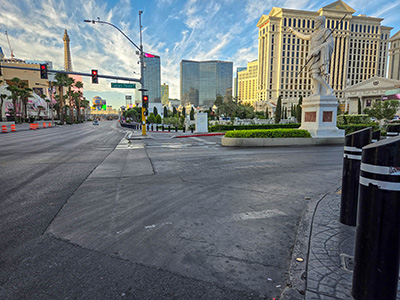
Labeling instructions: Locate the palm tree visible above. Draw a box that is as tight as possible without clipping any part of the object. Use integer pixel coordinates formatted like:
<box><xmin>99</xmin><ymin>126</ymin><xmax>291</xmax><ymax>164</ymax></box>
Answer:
<box><xmin>53</xmin><ymin>73</ymin><xmax>70</xmax><ymax>124</ymax></box>
<box><xmin>65</xmin><ymin>77</ymin><xmax>75</xmax><ymax>123</ymax></box>
<box><xmin>0</xmin><ymin>80</ymin><xmax>8</xmax><ymax>121</ymax></box>
<box><xmin>80</xmin><ymin>98</ymin><xmax>90</xmax><ymax>121</ymax></box>
<box><xmin>6</xmin><ymin>78</ymin><xmax>23</xmax><ymax>123</ymax></box>
<box><xmin>74</xmin><ymin>81</ymin><xmax>83</xmax><ymax>122</ymax></box>
<box><xmin>19</xmin><ymin>83</ymin><xmax>33</xmax><ymax>121</ymax></box>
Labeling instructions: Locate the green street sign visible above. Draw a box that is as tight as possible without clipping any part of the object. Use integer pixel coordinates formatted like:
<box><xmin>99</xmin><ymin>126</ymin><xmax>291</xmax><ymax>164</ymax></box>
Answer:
<box><xmin>111</xmin><ymin>83</ymin><xmax>136</xmax><ymax>89</ymax></box>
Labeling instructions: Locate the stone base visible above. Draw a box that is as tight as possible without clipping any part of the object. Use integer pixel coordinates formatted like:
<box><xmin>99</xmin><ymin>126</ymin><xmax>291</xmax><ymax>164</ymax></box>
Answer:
<box><xmin>300</xmin><ymin>94</ymin><xmax>344</xmax><ymax>138</ymax></box>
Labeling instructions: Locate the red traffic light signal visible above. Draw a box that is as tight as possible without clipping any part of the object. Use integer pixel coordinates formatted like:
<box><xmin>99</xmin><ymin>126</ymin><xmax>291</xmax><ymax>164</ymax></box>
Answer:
<box><xmin>40</xmin><ymin>64</ymin><xmax>48</xmax><ymax>79</ymax></box>
<box><xmin>91</xmin><ymin>69</ymin><xmax>98</xmax><ymax>84</ymax></box>
<box><xmin>142</xmin><ymin>95</ymin><xmax>149</xmax><ymax>108</ymax></box>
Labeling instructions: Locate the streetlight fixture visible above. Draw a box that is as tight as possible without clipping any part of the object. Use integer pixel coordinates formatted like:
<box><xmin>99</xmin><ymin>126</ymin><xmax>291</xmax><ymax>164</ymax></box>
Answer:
<box><xmin>84</xmin><ymin>12</ymin><xmax>147</xmax><ymax>135</ymax></box>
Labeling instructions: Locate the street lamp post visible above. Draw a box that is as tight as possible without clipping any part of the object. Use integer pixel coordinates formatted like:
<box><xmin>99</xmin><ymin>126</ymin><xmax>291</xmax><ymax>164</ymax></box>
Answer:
<box><xmin>84</xmin><ymin>13</ymin><xmax>147</xmax><ymax>135</ymax></box>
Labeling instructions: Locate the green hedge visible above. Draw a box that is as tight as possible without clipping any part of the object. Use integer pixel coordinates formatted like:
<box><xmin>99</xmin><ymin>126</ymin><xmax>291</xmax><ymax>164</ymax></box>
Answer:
<box><xmin>225</xmin><ymin>129</ymin><xmax>311</xmax><ymax>138</ymax></box>
<box><xmin>209</xmin><ymin>123</ymin><xmax>301</xmax><ymax>132</ymax></box>
<box><xmin>337</xmin><ymin>114</ymin><xmax>371</xmax><ymax>125</ymax></box>
<box><xmin>337</xmin><ymin>123</ymin><xmax>379</xmax><ymax>134</ymax></box>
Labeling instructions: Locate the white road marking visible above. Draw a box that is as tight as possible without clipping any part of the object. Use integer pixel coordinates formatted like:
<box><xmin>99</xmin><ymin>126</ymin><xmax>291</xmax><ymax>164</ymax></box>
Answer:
<box><xmin>232</xmin><ymin>209</ymin><xmax>287</xmax><ymax>221</ymax></box>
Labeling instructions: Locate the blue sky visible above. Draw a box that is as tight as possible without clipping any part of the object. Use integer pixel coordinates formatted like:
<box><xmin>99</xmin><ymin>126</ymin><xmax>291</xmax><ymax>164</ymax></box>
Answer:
<box><xmin>0</xmin><ymin>0</ymin><xmax>399</xmax><ymax>108</ymax></box>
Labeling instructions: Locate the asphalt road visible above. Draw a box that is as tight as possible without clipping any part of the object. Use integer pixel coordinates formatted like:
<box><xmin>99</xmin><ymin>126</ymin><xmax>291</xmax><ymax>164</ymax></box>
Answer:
<box><xmin>0</xmin><ymin>121</ymin><xmax>344</xmax><ymax>299</ymax></box>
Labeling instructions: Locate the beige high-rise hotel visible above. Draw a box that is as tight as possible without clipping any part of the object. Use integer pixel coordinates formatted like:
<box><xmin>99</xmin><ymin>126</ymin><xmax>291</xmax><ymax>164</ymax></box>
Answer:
<box><xmin>237</xmin><ymin>60</ymin><xmax>258</xmax><ymax>105</ymax></box>
<box><xmin>255</xmin><ymin>0</ymin><xmax>393</xmax><ymax>110</ymax></box>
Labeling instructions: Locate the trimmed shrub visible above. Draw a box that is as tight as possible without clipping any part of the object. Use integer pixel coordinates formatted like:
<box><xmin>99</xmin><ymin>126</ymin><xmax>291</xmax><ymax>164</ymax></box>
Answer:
<box><xmin>225</xmin><ymin>129</ymin><xmax>311</xmax><ymax>138</ymax></box>
<box><xmin>209</xmin><ymin>123</ymin><xmax>301</xmax><ymax>132</ymax></box>
<box><xmin>337</xmin><ymin>123</ymin><xmax>379</xmax><ymax>134</ymax></box>
<box><xmin>337</xmin><ymin>114</ymin><xmax>371</xmax><ymax>125</ymax></box>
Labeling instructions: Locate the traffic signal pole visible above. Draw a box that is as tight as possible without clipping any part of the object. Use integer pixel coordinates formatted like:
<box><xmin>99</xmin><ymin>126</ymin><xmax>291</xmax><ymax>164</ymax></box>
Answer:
<box><xmin>139</xmin><ymin>11</ymin><xmax>146</xmax><ymax>136</ymax></box>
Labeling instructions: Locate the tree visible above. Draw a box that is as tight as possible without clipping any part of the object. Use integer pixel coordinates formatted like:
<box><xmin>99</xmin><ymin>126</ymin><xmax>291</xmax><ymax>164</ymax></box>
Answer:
<box><xmin>153</xmin><ymin>106</ymin><xmax>158</xmax><ymax>117</ymax></box>
<box><xmin>275</xmin><ymin>96</ymin><xmax>282</xmax><ymax>124</ymax></box>
<box><xmin>65</xmin><ymin>77</ymin><xmax>75</xmax><ymax>123</ymax></box>
<box><xmin>265</xmin><ymin>106</ymin><xmax>269</xmax><ymax>119</ymax></box>
<box><xmin>74</xmin><ymin>81</ymin><xmax>83</xmax><ymax>122</ymax></box>
<box><xmin>364</xmin><ymin>100</ymin><xmax>400</xmax><ymax>125</ymax></box>
<box><xmin>155</xmin><ymin>114</ymin><xmax>162</xmax><ymax>124</ymax></box>
<box><xmin>0</xmin><ymin>80</ymin><xmax>8</xmax><ymax>121</ymax></box>
<box><xmin>284</xmin><ymin>107</ymin><xmax>288</xmax><ymax>119</ymax></box>
<box><xmin>19</xmin><ymin>83</ymin><xmax>32</xmax><ymax>121</ymax></box>
<box><xmin>53</xmin><ymin>73</ymin><xmax>70</xmax><ymax>124</ymax></box>
<box><xmin>6</xmin><ymin>77</ymin><xmax>24</xmax><ymax>123</ymax></box>
<box><xmin>172</xmin><ymin>107</ymin><xmax>177</xmax><ymax>117</ymax></box>
<box><xmin>163</xmin><ymin>106</ymin><xmax>168</xmax><ymax>118</ymax></box>
<box><xmin>190</xmin><ymin>107</ymin><xmax>195</xmax><ymax>120</ymax></box>
<box><xmin>148</xmin><ymin>112</ymin><xmax>156</xmax><ymax>124</ymax></box>
<box><xmin>182</xmin><ymin>107</ymin><xmax>186</xmax><ymax>117</ymax></box>
<box><xmin>214</xmin><ymin>95</ymin><xmax>223</xmax><ymax>107</ymax></box>
<box><xmin>297</xmin><ymin>96</ymin><xmax>303</xmax><ymax>123</ymax></box>
<box><xmin>358</xmin><ymin>98</ymin><xmax>362</xmax><ymax>114</ymax></box>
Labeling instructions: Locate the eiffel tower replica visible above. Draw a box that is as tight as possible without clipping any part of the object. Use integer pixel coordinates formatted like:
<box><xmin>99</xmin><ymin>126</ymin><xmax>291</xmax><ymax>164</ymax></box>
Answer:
<box><xmin>63</xmin><ymin>29</ymin><xmax>72</xmax><ymax>72</ymax></box>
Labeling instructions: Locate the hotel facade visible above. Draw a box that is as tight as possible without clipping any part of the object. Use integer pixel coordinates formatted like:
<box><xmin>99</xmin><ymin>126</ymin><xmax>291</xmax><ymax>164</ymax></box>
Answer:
<box><xmin>237</xmin><ymin>60</ymin><xmax>258</xmax><ymax>106</ymax></box>
<box><xmin>255</xmin><ymin>0</ymin><xmax>393</xmax><ymax>111</ymax></box>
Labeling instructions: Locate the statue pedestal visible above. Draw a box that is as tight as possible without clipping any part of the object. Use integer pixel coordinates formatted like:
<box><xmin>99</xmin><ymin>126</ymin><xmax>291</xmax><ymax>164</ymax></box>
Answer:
<box><xmin>300</xmin><ymin>95</ymin><xmax>345</xmax><ymax>140</ymax></box>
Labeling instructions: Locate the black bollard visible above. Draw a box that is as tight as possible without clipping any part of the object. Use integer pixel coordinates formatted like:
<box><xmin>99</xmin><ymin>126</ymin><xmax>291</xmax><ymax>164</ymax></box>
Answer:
<box><xmin>151</xmin><ymin>124</ymin><xmax>154</xmax><ymax>131</ymax></box>
<box><xmin>372</xmin><ymin>130</ymin><xmax>381</xmax><ymax>143</ymax></box>
<box><xmin>175</xmin><ymin>125</ymin><xmax>178</xmax><ymax>132</ymax></box>
<box><xmin>147</xmin><ymin>124</ymin><xmax>149</xmax><ymax>131</ymax></box>
<box><xmin>352</xmin><ymin>136</ymin><xmax>400</xmax><ymax>300</ymax></box>
<box><xmin>183</xmin><ymin>126</ymin><xmax>186</xmax><ymax>133</ymax></box>
<box><xmin>168</xmin><ymin>125</ymin><xmax>171</xmax><ymax>132</ymax></box>
<box><xmin>340</xmin><ymin>127</ymin><xmax>372</xmax><ymax>226</ymax></box>
<box><xmin>162</xmin><ymin>125</ymin><xmax>164</xmax><ymax>131</ymax></box>
<box><xmin>190</xmin><ymin>126</ymin><xmax>194</xmax><ymax>133</ymax></box>
<box><xmin>156</xmin><ymin>125</ymin><xmax>158</xmax><ymax>131</ymax></box>
<box><xmin>387</xmin><ymin>124</ymin><xmax>400</xmax><ymax>138</ymax></box>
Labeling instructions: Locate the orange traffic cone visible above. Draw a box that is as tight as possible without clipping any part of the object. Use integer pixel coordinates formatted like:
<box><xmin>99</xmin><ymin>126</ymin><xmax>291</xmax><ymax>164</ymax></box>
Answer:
<box><xmin>35</xmin><ymin>123</ymin><xmax>38</xmax><ymax>130</ymax></box>
<box><xmin>11</xmin><ymin>124</ymin><xmax>16</xmax><ymax>132</ymax></box>
<box><xmin>2</xmin><ymin>125</ymin><xmax>7</xmax><ymax>133</ymax></box>
<box><xmin>43</xmin><ymin>123</ymin><xmax>46</xmax><ymax>128</ymax></box>
<box><xmin>48</xmin><ymin>122</ymin><xmax>51</xmax><ymax>127</ymax></box>
<box><xmin>30</xmin><ymin>123</ymin><xmax>34</xmax><ymax>130</ymax></box>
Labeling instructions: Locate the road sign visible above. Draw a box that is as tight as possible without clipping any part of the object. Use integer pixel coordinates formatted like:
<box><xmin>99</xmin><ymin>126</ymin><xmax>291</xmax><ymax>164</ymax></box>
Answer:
<box><xmin>111</xmin><ymin>83</ymin><xmax>136</xmax><ymax>88</ymax></box>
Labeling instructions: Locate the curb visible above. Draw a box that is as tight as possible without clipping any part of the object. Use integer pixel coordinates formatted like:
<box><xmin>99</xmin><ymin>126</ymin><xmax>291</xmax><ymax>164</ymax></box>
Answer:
<box><xmin>280</xmin><ymin>182</ymin><xmax>342</xmax><ymax>299</ymax></box>
<box><xmin>174</xmin><ymin>133</ymin><xmax>225</xmax><ymax>138</ymax></box>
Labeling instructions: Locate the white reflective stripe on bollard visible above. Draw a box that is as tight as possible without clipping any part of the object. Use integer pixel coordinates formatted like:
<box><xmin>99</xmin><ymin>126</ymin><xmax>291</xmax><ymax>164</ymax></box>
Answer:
<box><xmin>343</xmin><ymin>153</ymin><xmax>362</xmax><ymax>160</ymax></box>
<box><xmin>344</xmin><ymin>146</ymin><xmax>362</xmax><ymax>152</ymax></box>
<box><xmin>359</xmin><ymin>176</ymin><xmax>400</xmax><ymax>191</ymax></box>
<box><xmin>361</xmin><ymin>163</ymin><xmax>400</xmax><ymax>176</ymax></box>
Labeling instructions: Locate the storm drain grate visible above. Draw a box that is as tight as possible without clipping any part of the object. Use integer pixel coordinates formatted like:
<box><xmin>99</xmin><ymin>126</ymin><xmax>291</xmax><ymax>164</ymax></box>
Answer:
<box><xmin>340</xmin><ymin>254</ymin><xmax>354</xmax><ymax>272</ymax></box>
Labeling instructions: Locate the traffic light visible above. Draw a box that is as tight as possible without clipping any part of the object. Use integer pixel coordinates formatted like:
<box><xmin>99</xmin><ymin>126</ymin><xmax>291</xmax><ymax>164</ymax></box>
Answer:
<box><xmin>40</xmin><ymin>64</ymin><xmax>48</xmax><ymax>79</ymax></box>
<box><xmin>91</xmin><ymin>69</ymin><xmax>98</xmax><ymax>84</ymax></box>
<box><xmin>142</xmin><ymin>95</ymin><xmax>149</xmax><ymax>108</ymax></box>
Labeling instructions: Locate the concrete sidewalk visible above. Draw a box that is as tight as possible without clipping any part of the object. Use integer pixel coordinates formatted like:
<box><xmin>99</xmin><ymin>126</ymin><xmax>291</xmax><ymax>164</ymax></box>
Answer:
<box><xmin>283</xmin><ymin>184</ymin><xmax>400</xmax><ymax>299</ymax></box>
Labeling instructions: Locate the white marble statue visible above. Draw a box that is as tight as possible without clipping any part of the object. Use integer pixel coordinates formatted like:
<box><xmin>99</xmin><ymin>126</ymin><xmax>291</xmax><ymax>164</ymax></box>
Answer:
<box><xmin>289</xmin><ymin>15</ymin><xmax>334</xmax><ymax>96</ymax></box>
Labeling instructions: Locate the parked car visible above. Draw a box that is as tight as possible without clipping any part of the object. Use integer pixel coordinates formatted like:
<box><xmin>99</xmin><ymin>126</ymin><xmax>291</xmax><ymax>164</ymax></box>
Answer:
<box><xmin>93</xmin><ymin>120</ymin><xmax>99</xmax><ymax>125</ymax></box>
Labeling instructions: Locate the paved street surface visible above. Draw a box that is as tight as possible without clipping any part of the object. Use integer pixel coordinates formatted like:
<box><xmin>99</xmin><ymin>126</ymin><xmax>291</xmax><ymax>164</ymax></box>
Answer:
<box><xmin>1</xmin><ymin>121</ymin><xmax>345</xmax><ymax>299</ymax></box>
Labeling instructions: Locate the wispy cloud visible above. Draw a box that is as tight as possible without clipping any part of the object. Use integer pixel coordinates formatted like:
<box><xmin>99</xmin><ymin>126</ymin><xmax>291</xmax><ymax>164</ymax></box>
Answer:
<box><xmin>0</xmin><ymin>0</ymin><xmax>398</xmax><ymax>104</ymax></box>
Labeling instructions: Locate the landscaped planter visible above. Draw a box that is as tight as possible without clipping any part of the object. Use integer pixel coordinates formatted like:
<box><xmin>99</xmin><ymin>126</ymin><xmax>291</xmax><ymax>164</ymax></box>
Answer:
<box><xmin>221</xmin><ymin>136</ymin><xmax>344</xmax><ymax>147</ymax></box>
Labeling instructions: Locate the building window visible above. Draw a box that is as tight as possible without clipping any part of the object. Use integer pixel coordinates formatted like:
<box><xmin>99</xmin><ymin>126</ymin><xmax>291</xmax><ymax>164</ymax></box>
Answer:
<box><xmin>284</xmin><ymin>18</ymin><xmax>287</xmax><ymax>27</ymax></box>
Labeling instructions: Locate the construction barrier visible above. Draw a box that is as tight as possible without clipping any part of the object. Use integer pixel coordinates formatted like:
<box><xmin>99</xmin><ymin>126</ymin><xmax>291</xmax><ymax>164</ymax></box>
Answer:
<box><xmin>2</xmin><ymin>125</ymin><xmax>7</xmax><ymax>133</ymax></box>
<box><xmin>35</xmin><ymin>123</ymin><xmax>39</xmax><ymax>130</ymax></box>
<box><xmin>48</xmin><ymin>122</ymin><xmax>51</xmax><ymax>127</ymax></box>
<box><xmin>43</xmin><ymin>123</ymin><xmax>46</xmax><ymax>128</ymax></box>
<box><xmin>30</xmin><ymin>123</ymin><xmax>35</xmax><ymax>130</ymax></box>
<box><xmin>11</xmin><ymin>124</ymin><xmax>16</xmax><ymax>132</ymax></box>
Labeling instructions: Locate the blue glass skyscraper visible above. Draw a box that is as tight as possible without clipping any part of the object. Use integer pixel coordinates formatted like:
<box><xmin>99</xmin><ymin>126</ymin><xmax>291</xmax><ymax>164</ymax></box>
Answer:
<box><xmin>180</xmin><ymin>60</ymin><xmax>233</xmax><ymax>108</ymax></box>
<box><xmin>144</xmin><ymin>55</ymin><xmax>161</xmax><ymax>103</ymax></box>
